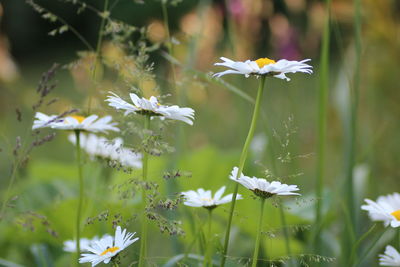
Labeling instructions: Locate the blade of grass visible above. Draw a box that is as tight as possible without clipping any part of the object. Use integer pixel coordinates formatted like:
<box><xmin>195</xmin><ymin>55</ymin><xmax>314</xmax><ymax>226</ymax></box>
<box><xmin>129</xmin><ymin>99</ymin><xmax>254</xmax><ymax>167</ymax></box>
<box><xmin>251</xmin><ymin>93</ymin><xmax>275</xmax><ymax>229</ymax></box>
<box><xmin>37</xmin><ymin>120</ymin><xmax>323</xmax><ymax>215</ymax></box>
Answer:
<box><xmin>344</xmin><ymin>0</ymin><xmax>362</xmax><ymax>258</ymax></box>
<box><xmin>348</xmin><ymin>224</ymin><xmax>377</xmax><ymax>266</ymax></box>
<box><xmin>314</xmin><ymin>0</ymin><xmax>331</xmax><ymax>254</ymax></box>
<box><xmin>353</xmin><ymin>228</ymin><xmax>387</xmax><ymax>267</ymax></box>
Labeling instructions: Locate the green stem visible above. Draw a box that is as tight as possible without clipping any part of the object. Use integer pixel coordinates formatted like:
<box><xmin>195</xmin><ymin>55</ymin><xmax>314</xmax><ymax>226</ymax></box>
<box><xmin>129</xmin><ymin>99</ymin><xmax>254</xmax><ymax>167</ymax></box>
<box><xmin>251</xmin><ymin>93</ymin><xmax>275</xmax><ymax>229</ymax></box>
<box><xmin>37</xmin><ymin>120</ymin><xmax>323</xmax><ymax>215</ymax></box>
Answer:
<box><xmin>314</xmin><ymin>0</ymin><xmax>330</xmax><ymax>253</ymax></box>
<box><xmin>398</xmin><ymin>228</ymin><xmax>400</xmax><ymax>249</ymax></box>
<box><xmin>252</xmin><ymin>198</ymin><xmax>266</xmax><ymax>267</ymax></box>
<box><xmin>0</xmin><ymin>162</ymin><xmax>19</xmax><ymax>220</ymax></box>
<box><xmin>353</xmin><ymin>228</ymin><xmax>386</xmax><ymax>267</ymax></box>
<box><xmin>203</xmin><ymin>209</ymin><xmax>213</xmax><ymax>267</ymax></box>
<box><xmin>220</xmin><ymin>76</ymin><xmax>266</xmax><ymax>267</ymax></box>
<box><xmin>345</xmin><ymin>0</ymin><xmax>361</xmax><ymax>257</ymax></box>
<box><xmin>75</xmin><ymin>130</ymin><xmax>84</xmax><ymax>265</ymax></box>
<box><xmin>138</xmin><ymin>115</ymin><xmax>151</xmax><ymax>267</ymax></box>
<box><xmin>26</xmin><ymin>1</ymin><xmax>93</xmax><ymax>51</ymax></box>
<box><xmin>279</xmin><ymin>201</ymin><xmax>292</xmax><ymax>265</ymax></box>
<box><xmin>262</xmin><ymin>109</ymin><xmax>292</xmax><ymax>263</ymax></box>
<box><xmin>348</xmin><ymin>224</ymin><xmax>376</xmax><ymax>266</ymax></box>
<box><xmin>88</xmin><ymin>0</ymin><xmax>109</xmax><ymax>114</ymax></box>
<box><xmin>161</xmin><ymin>1</ymin><xmax>173</xmax><ymax>56</ymax></box>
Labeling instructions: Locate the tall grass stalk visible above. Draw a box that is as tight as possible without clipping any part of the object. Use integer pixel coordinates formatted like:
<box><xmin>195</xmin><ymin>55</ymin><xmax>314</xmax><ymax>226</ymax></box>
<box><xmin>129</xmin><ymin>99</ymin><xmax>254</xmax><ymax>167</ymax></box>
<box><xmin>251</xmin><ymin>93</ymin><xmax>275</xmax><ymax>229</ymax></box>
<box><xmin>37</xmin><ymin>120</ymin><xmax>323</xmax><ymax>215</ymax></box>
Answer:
<box><xmin>348</xmin><ymin>224</ymin><xmax>376</xmax><ymax>265</ymax></box>
<box><xmin>74</xmin><ymin>130</ymin><xmax>84</xmax><ymax>265</ymax></box>
<box><xmin>344</xmin><ymin>0</ymin><xmax>362</xmax><ymax>257</ymax></box>
<box><xmin>220</xmin><ymin>76</ymin><xmax>266</xmax><ymax>267</ymax></box>
<box><xmin>352</xmin><ymin>228</ymin><xmax>387</xmax><ymax>267</ymax></box>
<box><xmin>160</xmin><ymin>0</ymin><xmax>187</xmax><ymax>254</ymax></box>
<box><xmin>260</xmin><ymin>109</ymin><xmax>293</xmax><ymax>263</ymax></box>
<box><xmin>160</xmin><ymin>0</ymin><xmax>178</xmax><ymax>95</ymax></box>
<box><xmin>138</xmin><ymin>115</ymin><xmax>151</xmax><ymax>267</ymax></box>
<box><xmin>251</xmin><ymin>198</ymin><xmax>266</xmax><ymax>267</ymax></box>
<box><xmin>202</xmin><ymin>209</ymin><xmax>213</xmax><ymax>267</ymax></box>
<box><xmin>262</xmin><ymin>120</ymin><xmax>293</xmax><ymax>264</ymax></box>
<box><xmin>88</xmin><ymin>0</ymin><xmax>109</xmax><ymax>114</ymax></box>
<box><xmin>314</xmin><ymin>0</ymin><xmax>331</xmax><ymax>252</ymax></box>
<box><xmin>0</xmin><ymin>150</ymin><xmax>22</xmax><ymax>220</ymax></box>
<box><xmin>223</xmin><ymin>0</ymin><xmax>237</xmax><ymax>54</ymax></box>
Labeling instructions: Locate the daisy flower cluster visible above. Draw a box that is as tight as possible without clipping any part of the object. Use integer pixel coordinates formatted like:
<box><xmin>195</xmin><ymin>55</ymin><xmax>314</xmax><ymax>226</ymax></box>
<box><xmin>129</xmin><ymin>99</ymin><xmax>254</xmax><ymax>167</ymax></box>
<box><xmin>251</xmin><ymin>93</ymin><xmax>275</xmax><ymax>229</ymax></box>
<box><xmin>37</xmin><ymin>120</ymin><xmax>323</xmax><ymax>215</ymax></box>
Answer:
<box><xmin>30</xmin><ymin>55</ymin><xmax>311</xmax><ymax>266</ymax></box>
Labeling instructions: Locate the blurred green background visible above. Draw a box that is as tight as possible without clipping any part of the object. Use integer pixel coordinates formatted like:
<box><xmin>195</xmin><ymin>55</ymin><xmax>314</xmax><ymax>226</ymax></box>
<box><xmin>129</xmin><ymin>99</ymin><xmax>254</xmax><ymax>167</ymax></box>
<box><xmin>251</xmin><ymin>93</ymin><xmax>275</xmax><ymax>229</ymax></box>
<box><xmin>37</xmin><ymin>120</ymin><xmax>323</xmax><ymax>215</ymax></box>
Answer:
<box><xmin>1</xmin><ymin>0</ymin><xmax>400</xmax><ymax>266</ymax></box>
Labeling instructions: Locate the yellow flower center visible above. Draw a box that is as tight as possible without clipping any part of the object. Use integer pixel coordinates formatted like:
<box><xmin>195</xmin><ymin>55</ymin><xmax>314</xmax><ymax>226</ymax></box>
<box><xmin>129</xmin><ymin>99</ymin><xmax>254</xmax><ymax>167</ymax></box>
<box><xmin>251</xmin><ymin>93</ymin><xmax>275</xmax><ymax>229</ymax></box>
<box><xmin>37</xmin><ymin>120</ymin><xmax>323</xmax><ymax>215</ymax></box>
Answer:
<box><xmin>100</xmin><ymin>246</ymin><xmax>120</xmax><ymax>256</ymax></box>
<box><xmin>201</xmin><ymin>197</ymin><xmax>213</xmax><ymax>203</ymax></box>
<box><xmin>71</xmin><ymin>115</ymin><xmax>86</xmax><ymax>123</ymax></box>
<box><xmin>255</xmin><ymin>58</ymin><xmax>276</xmax><ymax>68</ymax></box>
<box><xmin>391</xmin><ymin>210</ymin><xmax>400</xmax><ymax>221</ymax></box>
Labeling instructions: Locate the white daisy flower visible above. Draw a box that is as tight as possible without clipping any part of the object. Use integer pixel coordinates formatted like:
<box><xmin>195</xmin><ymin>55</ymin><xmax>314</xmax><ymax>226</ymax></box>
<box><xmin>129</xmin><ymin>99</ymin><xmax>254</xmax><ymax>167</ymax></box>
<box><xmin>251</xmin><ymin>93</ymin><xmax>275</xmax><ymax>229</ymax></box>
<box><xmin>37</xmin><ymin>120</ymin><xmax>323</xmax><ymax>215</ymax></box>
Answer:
<box><xmin>379</xmin><ymin>245</ymin><xmax>400</xmax><ymax>266</ymax></box>
<box><xmin>181</xmin><ymin>186</ymin><xmax>242</xmax><ymax>210</ymax></box>
<box><xmin>229</xmin><ymin>167</ymin><xmax>300</xmax><ymax>199</ymax></box>
<box><xmin>106</xmin><ymin>92</ymin><xmax>195</xmax><ymax>125</ymax></box>
<box><xmin>68</xmin><ymin>133</ymin><xmax>142</xmax><ymax>169</ymax></box>
<box><xmin>213</xmin><ymin>57</ymin><xmax>312</xmax><ymax>81</ymax></box>
<box><xmin>361</xmin><ymin>193</ymin><xmax>400</xmax><ymax>228</ymax></box>
<box><xmin>79</xmin><ymin>226</ymin><xmax>139</xmax><ymax>267</ymax></box>
<box><xmin>32</xmin><ymin>112</ymin><xmax>120</xmax><ymax>133</ymax></box>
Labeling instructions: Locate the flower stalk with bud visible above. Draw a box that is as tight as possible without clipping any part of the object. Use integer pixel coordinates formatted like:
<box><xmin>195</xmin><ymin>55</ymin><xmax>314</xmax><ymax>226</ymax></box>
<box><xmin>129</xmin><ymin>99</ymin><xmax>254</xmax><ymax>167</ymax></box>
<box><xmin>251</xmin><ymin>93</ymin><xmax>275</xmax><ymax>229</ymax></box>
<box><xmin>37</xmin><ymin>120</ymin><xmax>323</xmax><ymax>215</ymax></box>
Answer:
<box><xmin>213</xmin><ymin>56</ymin><xmax>311</xmax><ymax>267</ymax></box>
<box><xmin>32</xmin><ymin>112</ymin><xmax>119</xmax><ymax>263</ymax></box>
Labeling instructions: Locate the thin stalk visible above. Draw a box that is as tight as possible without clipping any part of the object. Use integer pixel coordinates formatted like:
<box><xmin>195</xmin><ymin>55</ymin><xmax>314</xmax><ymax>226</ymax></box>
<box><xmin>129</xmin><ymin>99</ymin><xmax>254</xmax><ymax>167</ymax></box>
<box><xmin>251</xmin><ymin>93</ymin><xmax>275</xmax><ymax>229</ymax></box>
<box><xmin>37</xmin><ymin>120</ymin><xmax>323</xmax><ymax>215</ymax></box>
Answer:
<box><xmin>353</xmin><ymin>228</ymin><xmax>386</xmax><ymax>267</ymax></box>
<box><xmin>138</xmin><ymin>115</ymin><xmax>151</xmax><ymax>267</ymax></box>
<box><xmin>314</xmin><ymin>0</ymin><xmax>331</xmax><ymax>252</ymax></box>
<box><xmin>252</xmin><ymin>198</ymin><xmax>266</xmax><ymax>267</ymax></box>
<box><xmin>75</xmin><ymin>130</ymin><xmax>84</xmax><ymax>265</ymax></box>
<box><xmin>345</xmin><ymin>0</ymin><xmax>362</xmax><ymax>256</ymax></box>
<box><xmin>278</xmin><ymin>202</ymin><xmax>292</xmax><ymax>264</ymax></box>
<box><xmin>0</xmin><ymin>162</ymin><xmax>19</xmax><ymax>220</ymax></box>
<box><xmin>262</xmin><ymin>109</ymin><xmax>292</xmax><ymax>263</ymax></box>
<box><xmin>348</xmin><ymin>224</ymin><xmax>376</xmax><ymax>266</ymax></box>
<box><xmin>223</xmin><ymin>0</ymin><xmax>237</xmax><ymax>54</ymax></box>
<box><xmin>161</xmin><ymin>0</ymin><xmax>173</xmax><ymax>56</ymax></box>
<box><xmin>202</xmin><ymin>209</ymin><xmax>213</xmax><ymax>267</ymax></box>
<box><xmin>27</xmin><ymin>1</ymin><xmax>93</xmax><ymax>51</ymax></box>
<box><xmin>88</xmin><ymin>0</ymin><xmax>109</xmax><ymax>114</ymax></box>
<box><xmin>398</xmin><ymin>228</ymin><xmax>400</xmax><ymax>249</ymax></box>
<box><xmin>161</xmin><ymin>0</ymin><xmax>178</xmax><ymax>93</ymax></box>
<box><xmin>220</xmin><ymin>76</ymin><xmax>266</xmax><ymax>267</ymax></box>
<box><xmin>161</xmin><ymin>0</ymin><xmax>184</xmax><ymax>255</ymax></box>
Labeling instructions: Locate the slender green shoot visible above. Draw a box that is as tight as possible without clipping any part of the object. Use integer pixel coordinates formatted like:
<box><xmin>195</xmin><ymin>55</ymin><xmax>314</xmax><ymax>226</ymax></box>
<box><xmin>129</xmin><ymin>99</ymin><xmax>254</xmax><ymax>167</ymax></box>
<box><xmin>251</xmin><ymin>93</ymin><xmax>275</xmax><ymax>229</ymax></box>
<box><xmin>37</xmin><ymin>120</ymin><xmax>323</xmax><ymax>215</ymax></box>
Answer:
<box><xmin>88</xmin><ymin>0</ymin><xmax>109</xmax><ymax>114</ymax></box>
<box><xmin>252</xmin><ymin>198</ymin><xmax>266</xmax><ymax>267</ymax></box>
<box><xmin>74</xmin><ymin>130</ymin><xmax>84</xmax><ymax>265</ymax></box>
<box><xmin>138</xmin><ymin>115</ymin><xmax>151</xmax><ymax>267</ymax></box>
<box><xmin>314</xmin><ymin>0</ymin><xmax>331</xmax><ymax>252</ymax></box>
<box><xmin>353</xmin><ymin>228</ymin><xmax>387</xmax><ymax>267</ymax></box>
<box><xmin>261</xmin><ymin>110</ymin><xmax>292</xmax><ymax>264</ymax></box>
<box><xmin>279</xmin><ymin>201</ymin><xmax>292</xmax><ymax>265</ymax></box>
<box><xmin>344</xmin><ymin>0</ymin><xmax>362</xmax><ymax>257</ymax></box>
<box><xmin>220</xmin><ymin>76</ymin><xmax>266</xmax><ymax>267</ymax></box>
<box><xmin>349</xmin><ymin>224</ymin><xmax>377</xmax><ymax>266</ymax></box>
<box><xmin>202</xmin><ymin>209</ymin><xmax>213</xmax><ymax>267</ymax></box>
